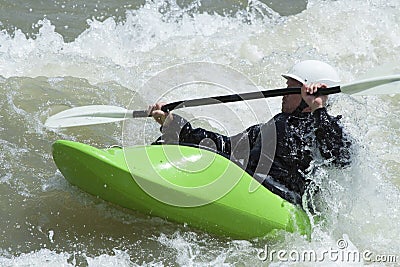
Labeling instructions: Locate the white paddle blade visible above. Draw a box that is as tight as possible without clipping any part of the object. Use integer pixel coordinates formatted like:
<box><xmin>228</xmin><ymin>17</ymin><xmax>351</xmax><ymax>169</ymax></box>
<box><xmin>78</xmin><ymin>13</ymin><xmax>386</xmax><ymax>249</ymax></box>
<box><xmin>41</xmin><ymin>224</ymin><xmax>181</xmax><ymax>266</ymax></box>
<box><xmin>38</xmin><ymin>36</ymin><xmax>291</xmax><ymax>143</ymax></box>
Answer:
<box><xmin>45</xmin><ymin>105</ymin><xmax>130</xmax><ymax>128</ymax></box>
<box><xmin>341</xmin><ymin>74</ymin><xmax>400</xmax><ymax>95</ymax></box>
<box><xmin>45</xmin><ymin>116</ymin><xmax>127</xmax><ymax>128</ymax></box>
<box><xmin>354</xmin><ymin>82</ymin><xmax>400</xmax><ymax>96</ymax></box>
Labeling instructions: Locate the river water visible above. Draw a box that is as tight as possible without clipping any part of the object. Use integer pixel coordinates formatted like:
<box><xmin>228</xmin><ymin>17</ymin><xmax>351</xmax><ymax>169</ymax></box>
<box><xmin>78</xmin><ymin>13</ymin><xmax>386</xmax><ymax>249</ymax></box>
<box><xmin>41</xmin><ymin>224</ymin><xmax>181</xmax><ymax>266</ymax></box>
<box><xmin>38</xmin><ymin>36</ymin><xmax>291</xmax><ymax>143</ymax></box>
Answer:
<box><xmin>0</xmin><ymin>0</ymin><xmax>399</xmax><ymax>266</ymax></box>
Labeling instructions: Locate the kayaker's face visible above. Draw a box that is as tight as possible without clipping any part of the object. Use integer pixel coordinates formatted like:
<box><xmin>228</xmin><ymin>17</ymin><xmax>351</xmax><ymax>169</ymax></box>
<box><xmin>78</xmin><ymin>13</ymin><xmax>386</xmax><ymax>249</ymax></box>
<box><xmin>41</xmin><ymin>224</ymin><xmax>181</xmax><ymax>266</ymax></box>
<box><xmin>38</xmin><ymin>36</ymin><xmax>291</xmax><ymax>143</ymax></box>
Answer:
<box><xmin>282</xmin><ymin>78</ymin><xmax>303</xmax><ymax>113</ymax></box>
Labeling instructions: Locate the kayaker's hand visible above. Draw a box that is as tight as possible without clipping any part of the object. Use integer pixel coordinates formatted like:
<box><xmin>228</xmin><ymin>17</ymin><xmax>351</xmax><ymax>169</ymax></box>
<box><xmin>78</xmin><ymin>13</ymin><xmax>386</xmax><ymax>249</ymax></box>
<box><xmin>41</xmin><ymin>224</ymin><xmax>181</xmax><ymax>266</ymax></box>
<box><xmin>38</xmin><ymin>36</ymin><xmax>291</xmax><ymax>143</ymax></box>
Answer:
<box><xmin>301</xmin><ymin>83</ymin><xmax>328</xmax><ymax>112</ymax></box>
<box><xmin>148</xmin><ymin>102</ymin><xmax>172</xmax><ymax>126</ymax></box>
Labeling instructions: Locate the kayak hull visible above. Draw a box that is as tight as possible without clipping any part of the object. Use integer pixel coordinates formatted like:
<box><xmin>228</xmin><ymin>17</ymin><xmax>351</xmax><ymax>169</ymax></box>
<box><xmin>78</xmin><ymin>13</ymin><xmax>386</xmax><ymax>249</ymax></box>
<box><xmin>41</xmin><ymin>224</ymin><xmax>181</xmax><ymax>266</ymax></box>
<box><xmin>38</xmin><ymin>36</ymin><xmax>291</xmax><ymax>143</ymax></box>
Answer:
<box><xmin>52</xmin><ymin>140</ymin><xmax>310</xmax><ymax>239</ymax></box>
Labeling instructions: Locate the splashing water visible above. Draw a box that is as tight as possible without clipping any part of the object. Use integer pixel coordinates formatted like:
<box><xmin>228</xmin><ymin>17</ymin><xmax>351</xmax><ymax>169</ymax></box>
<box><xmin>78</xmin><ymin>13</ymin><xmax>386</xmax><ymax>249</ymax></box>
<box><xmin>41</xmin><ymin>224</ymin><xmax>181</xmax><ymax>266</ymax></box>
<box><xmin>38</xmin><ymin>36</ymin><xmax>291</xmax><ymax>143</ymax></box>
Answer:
<box><xmin>0</xmin><ymin>0</ymin><xmax>399</xmax><ymax>265</ymax></box>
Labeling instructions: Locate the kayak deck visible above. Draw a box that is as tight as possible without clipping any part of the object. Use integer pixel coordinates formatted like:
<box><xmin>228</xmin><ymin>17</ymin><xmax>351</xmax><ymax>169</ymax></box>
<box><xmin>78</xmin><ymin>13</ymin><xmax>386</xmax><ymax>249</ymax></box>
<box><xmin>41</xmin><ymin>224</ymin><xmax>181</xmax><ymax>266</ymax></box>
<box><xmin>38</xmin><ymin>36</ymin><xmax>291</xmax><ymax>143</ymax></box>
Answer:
<box><xmin>52</xmin><ymin>140</ymin><xmax>310</xmax><ymax>239</ymax></box>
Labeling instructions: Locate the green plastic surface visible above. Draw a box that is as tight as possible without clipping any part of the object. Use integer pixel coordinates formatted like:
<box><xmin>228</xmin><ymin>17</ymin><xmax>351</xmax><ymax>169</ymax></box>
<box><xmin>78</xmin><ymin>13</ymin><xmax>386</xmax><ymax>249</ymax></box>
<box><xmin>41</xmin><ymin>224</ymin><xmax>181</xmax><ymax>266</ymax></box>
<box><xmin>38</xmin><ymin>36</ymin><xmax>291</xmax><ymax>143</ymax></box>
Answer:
<box><xmin>52</xmin><ymin>140</ymin><xmax>311</xmax><ymax>239</ymax></box>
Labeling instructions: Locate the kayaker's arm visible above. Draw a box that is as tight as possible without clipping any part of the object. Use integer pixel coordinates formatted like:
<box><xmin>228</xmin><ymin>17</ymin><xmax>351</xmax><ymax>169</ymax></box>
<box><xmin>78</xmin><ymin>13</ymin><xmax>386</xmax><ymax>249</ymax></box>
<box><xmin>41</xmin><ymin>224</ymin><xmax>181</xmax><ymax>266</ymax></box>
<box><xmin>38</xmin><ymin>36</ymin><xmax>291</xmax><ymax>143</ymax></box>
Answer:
<box><xmin>300</xmin><ymin>83</ymin><xmax>353</xmax><ymax>167</ymax></box>
<box><xmin>150</xmin><ymin>101</ymin><xmax>265</xmax><ymax>163</ymax></box>
<box><xmin>313</xmin><ymin>107</ymin><xmax>352</xmax><ymax>166</ymax></box>
<box><xmin>152</xmin><ymin>112</ymin><xmax>233</xmax><ymax>155</ymax></box>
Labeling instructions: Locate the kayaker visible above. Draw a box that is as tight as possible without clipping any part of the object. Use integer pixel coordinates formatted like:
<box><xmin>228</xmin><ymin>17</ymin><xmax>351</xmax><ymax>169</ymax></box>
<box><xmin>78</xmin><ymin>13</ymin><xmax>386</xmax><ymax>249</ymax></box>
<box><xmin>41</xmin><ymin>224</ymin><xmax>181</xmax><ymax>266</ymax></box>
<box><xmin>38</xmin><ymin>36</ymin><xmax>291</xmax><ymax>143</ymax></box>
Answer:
<box><xmin>149</xmin><ymin>60</ymin><xmax>352</xmax><ymax>206</ymax></box>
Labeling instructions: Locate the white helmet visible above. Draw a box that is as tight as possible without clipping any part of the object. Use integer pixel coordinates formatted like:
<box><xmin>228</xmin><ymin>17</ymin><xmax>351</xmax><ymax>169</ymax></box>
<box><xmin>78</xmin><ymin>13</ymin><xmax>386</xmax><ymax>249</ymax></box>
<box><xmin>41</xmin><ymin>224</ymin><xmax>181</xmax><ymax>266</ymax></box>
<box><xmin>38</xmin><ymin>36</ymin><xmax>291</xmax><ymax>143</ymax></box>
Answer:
<box><xmin>282</xmin><ymin>60</ymin><xmax>341</xmax><ymax>87</ymax></box>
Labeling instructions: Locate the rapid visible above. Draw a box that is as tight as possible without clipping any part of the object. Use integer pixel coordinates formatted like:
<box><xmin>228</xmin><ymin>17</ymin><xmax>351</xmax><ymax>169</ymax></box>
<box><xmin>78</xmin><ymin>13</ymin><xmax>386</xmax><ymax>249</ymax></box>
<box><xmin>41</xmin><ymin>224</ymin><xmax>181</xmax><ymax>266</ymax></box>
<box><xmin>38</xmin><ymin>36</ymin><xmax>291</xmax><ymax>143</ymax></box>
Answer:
<box><xmin>0</xmin><ymin>0</ymin><xmax>399</xmax><ymax>265</ymax></box>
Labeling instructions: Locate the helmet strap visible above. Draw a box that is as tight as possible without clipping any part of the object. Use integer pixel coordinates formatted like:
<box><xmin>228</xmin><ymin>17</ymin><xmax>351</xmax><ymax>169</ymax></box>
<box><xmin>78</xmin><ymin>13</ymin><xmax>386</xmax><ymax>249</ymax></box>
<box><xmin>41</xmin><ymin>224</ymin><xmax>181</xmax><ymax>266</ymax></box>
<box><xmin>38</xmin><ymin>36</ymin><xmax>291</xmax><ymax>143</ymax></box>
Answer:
<box><xmin>294</xmin><ymin>99</ymin><xmax>309</xmax><ymax>113</ymax></box>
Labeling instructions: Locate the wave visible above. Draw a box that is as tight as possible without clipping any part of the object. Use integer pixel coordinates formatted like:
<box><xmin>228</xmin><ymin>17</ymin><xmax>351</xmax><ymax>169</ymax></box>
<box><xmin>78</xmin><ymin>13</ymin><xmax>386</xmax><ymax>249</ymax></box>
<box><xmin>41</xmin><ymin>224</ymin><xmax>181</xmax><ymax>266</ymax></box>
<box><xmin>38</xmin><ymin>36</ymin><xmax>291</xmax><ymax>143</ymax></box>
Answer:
<box><xmin>1</xmin><ymin>0</ymin><xmax>399</xmax><ymax>265</ymax></box>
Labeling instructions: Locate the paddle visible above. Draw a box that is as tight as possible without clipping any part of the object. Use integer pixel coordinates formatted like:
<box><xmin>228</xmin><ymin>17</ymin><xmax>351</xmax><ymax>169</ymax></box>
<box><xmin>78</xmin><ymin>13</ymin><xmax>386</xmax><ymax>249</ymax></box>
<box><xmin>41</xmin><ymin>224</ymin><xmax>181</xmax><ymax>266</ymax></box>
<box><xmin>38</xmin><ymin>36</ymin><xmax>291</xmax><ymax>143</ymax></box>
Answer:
<box><xmin>45</xmin><ymin>74</ymin><xmax>400</xmax><ymax>128</ymax></box>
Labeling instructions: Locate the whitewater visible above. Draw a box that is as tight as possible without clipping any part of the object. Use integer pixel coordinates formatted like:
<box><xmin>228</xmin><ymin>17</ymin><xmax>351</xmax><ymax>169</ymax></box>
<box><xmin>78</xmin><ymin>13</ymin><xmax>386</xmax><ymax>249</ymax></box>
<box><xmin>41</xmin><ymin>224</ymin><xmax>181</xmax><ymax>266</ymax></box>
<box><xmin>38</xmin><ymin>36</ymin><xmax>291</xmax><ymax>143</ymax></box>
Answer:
<box><xmin>0</xmin><ymin>0</ymin><xmax>399</xmax><ymax>266</ymax></box>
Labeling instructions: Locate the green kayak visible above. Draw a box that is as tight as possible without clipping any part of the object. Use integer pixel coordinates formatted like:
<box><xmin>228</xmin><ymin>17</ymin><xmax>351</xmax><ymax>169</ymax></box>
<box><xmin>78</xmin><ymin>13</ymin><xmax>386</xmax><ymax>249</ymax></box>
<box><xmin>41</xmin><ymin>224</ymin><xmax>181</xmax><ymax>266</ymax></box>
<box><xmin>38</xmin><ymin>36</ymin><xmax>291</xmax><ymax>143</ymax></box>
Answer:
<box><xmin>52</xmin><ymin>140</ymin><xmax>311</xmax><ymax>239</ymax></box>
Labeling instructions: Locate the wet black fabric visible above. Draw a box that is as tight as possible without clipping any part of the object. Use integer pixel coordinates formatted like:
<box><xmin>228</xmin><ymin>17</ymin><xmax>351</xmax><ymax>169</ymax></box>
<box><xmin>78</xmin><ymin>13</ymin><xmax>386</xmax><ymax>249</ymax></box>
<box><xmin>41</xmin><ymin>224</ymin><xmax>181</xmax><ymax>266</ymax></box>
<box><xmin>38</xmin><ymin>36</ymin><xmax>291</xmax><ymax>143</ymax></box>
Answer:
<box><xmin>153</xmin><ymin>107</ymin><xmax>352</xmax><ymax>205</ymax></box>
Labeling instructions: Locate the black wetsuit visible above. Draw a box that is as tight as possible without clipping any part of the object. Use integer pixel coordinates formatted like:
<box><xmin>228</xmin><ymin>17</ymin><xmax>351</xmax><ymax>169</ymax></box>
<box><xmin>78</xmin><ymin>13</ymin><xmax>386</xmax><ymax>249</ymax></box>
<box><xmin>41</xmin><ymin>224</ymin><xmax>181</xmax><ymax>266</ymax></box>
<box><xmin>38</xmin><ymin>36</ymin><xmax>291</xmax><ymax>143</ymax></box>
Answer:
<box><xmin>153</xmin><ymin>106</ymin><xmax>352</xmax><ymax>205</ymax></box>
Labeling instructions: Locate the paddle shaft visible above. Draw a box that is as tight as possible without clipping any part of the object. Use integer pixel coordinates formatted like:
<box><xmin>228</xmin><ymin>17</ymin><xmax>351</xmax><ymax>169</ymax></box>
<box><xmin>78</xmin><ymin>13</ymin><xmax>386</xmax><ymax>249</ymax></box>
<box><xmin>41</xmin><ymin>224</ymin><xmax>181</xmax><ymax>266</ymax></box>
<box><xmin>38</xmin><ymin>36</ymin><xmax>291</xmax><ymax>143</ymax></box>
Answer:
<box><xmin>130</xmin><ymin>86</ymin><xmax>341</xmax><ymax>118</ymax></box>
<box><xmin>44</xmin><ymin>74</ymin><xmax>400</xmax><ymax>128</ymax></box>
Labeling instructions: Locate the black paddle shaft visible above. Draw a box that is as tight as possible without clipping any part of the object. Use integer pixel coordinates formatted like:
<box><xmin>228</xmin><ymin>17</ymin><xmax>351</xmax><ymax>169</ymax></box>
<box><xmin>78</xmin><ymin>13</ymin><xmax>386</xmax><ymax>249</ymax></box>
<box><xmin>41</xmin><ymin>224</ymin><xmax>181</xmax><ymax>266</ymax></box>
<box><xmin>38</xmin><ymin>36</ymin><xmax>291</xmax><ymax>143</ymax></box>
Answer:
<box><xmin>131</xmin><ymin>86</ymin><xmax>341</xmax><ymax>118</ymax></box>
<box><xmin>160</xmin><ymin>86</ymin><xmax>341</xmax><ymax>112</ymax></box>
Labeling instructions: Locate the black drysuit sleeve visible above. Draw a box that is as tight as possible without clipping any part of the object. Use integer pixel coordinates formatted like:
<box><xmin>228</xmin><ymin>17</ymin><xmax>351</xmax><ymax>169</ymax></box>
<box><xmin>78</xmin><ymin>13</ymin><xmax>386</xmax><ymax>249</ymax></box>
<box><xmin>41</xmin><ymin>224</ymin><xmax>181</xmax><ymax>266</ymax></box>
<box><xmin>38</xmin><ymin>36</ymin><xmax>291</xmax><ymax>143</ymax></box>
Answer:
<box><xmin>153</xmin><ymin>113</ymin><xmax>263</xmax><ymax>166</ymax></box>
<box><xmin>312</xmin><ymin>108</ymin><xmax>352</xmax><ymax>167</ymax></box>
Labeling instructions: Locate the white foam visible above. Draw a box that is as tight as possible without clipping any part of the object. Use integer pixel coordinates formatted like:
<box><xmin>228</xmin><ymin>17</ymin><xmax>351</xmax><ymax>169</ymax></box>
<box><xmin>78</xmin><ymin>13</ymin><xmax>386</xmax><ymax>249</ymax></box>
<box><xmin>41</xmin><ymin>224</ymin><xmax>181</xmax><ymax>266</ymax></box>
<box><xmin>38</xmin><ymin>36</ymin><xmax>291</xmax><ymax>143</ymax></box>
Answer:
<box><xmin>1</xmin><ymin>0</ymin><xmax>400</xmax><ymax>265</ymax></box>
